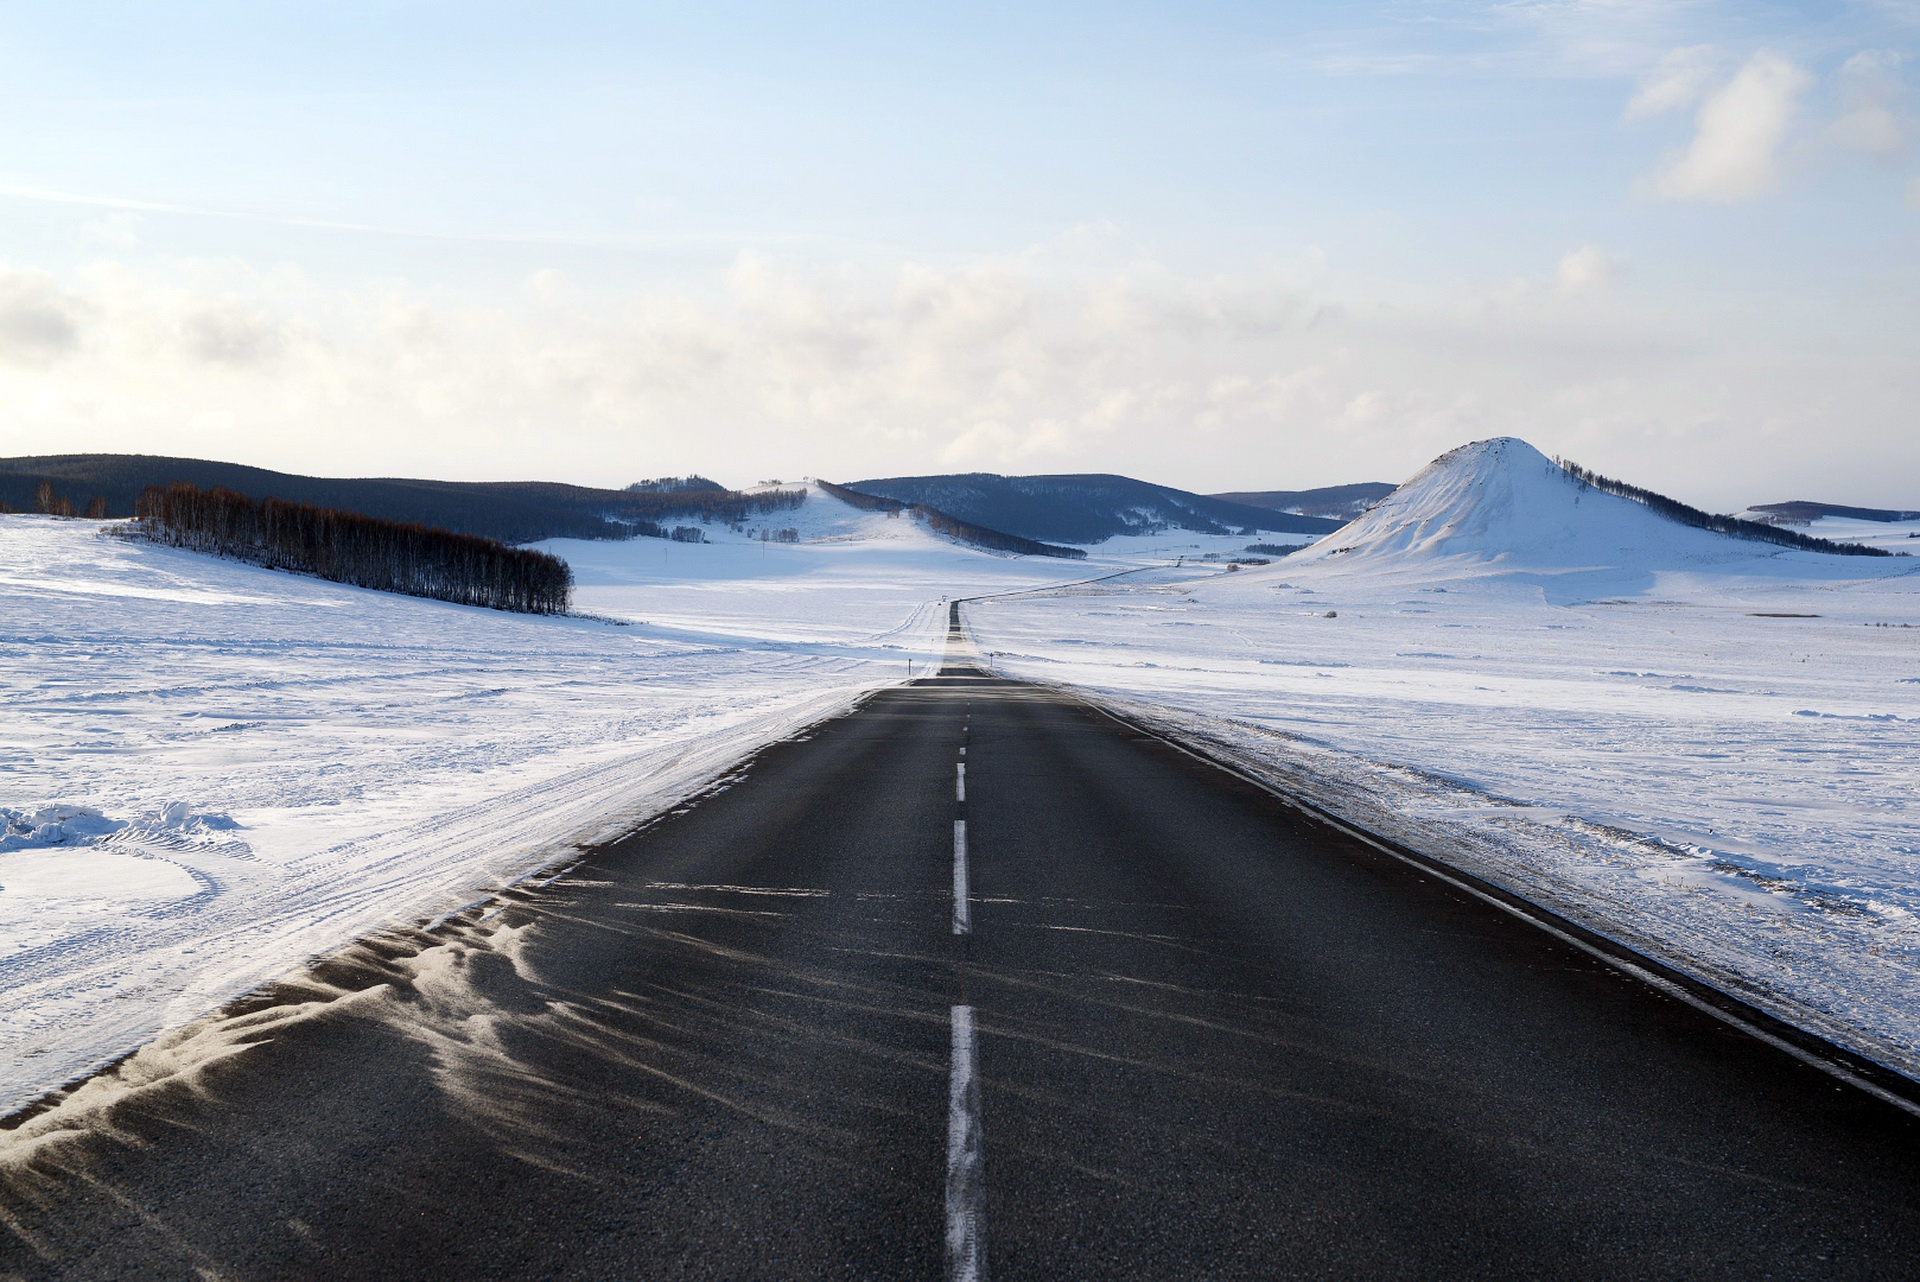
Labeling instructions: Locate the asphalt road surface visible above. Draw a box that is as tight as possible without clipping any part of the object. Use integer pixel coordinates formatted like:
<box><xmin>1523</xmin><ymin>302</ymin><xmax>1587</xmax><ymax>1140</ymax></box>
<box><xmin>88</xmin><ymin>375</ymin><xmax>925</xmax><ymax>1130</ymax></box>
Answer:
<box><xmin>5</xmin><ymin>666</ymin><xmax>1920</xmax><ymax>1279</ymax></box>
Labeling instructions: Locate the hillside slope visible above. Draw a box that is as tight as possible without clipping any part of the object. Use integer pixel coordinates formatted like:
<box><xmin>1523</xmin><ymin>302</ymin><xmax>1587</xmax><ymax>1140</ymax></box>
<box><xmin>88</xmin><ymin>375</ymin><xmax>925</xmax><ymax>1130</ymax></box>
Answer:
<box><xmin>1737</xmin><ymin>502</ymin><xmax>1920</xmax><ymax>555</ymax></box>
<box><xmin>1209</xmin><ymin>482</ymin><xmax>1395</xmax><ymax>521</ymax></box>
<box><xmin>0</xmin><ymin>455</ymin><xmax>760</xmax><ymax>545</ymax></box>
<box><xmin>849</xmin><ymin>472</ymin><xmax>1337</xmax><ymax>544</ymax></box>
<box><xmin>1744</xmin><ymin>500</ymin><xmax>1920</xmax><ymax>524</ymax></box>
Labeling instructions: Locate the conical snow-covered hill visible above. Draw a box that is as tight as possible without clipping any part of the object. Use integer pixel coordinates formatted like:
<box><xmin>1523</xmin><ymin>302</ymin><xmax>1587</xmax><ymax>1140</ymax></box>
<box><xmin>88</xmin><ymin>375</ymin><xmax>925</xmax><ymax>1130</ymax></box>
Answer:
<box><xmin>1289</xmin><ymin>438</ymin><xmax>1845</xmax><ymax>574</ymax></box>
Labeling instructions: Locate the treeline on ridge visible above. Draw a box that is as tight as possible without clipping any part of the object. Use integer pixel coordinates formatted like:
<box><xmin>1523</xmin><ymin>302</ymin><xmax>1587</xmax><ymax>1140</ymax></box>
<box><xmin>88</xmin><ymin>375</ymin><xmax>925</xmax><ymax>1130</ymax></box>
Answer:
<box><xmin>0</xmin><ymin>454</ymin><xmax>804</xmax><ymax>544</ymax></box>
<box><xmin>621</xmin><ymin>486</ymin><xmax>805</xmax><ymax>539</ymax></box>
<box><xmin>816</xmin><ymin>480</ymin><xmax>1087</xmax><ymax>559</ymax></box>
<box><xmin>849</xmin><ymin>471</ymin><xmax>1338</xmax><ymax>543</ymax></box>
<box><xmin>1554</xmin><ymin>458</ymin><xmax>1896</xmax><ymax>558</ymax></box>
<box><xmin>136</xmin><ymin>482</ymin><xmax>574</xmax><ymax>614</ymax></box>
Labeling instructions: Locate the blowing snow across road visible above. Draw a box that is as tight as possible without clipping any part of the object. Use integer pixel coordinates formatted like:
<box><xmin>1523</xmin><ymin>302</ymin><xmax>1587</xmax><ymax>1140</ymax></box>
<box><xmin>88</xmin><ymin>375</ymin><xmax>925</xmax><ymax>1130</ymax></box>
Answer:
<box><xmin>0</xmin><ymin>487</ymin><xmax>1160</xmax><ymax>1117</ymax></box>
<box><xmin>5</xmin><ymin>669</ymin><xmax>1919</xmax><ymax>1279</ymax></box>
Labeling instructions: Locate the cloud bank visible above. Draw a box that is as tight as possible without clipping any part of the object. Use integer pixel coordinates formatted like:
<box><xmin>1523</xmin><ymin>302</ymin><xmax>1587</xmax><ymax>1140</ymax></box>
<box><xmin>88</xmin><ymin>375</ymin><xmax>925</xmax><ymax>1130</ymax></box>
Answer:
<box><xmin>0</xmin><ymin>242</ymin><xmax>1912</xmax><ymax>510</ymax></box>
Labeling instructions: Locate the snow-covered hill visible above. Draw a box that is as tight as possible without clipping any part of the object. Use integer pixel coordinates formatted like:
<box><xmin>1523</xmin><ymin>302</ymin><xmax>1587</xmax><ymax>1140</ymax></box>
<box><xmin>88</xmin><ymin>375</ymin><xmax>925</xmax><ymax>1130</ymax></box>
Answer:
<box><xmin>846</xmin><ymin>471</ymin><xmax>1337</xmax><ymax>544</ymax></box>
<box><xmin>542</xmin><ymin>482</ymin><xmax>1108</xmax><ymax>646</ymax></box>
<box><xmin>1295</xmin><ymin>437</ymin><xmax>1833</xmax><ymax>570</ymax></box>
<box><xmin>1275</xmin><ymin>436</ymin><xmax>1905</xmax><ymax>606</ymax></box>
<box><xmin>1209</xmin><ymin>481</ymin><xmax>1396</xmax><ymax>522</ymax></box>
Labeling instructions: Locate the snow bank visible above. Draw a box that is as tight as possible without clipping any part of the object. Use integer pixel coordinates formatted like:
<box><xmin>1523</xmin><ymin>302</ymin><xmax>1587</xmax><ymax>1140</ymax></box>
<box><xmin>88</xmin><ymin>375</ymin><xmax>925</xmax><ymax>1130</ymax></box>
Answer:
<box><xmin>0</xmin><ymin>806</ymin><xmax>125</xmax><ymax>851</ymax></box>
<box><xmin>0</xmin><ymin>802</ymin><xmax>241</xmax><ymax>853</ymax></box>
<box><xmin>968</xmin><ymin>439</ymin><xmax>1920</xmax><ymax>1077</ymax></box>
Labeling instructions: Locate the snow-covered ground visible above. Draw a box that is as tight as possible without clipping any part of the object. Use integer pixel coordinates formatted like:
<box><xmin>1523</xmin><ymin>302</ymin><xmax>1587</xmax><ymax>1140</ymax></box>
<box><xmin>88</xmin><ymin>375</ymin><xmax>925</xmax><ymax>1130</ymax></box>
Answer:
<box><xmin>0</xmin><ymin>486</ymin><xmax>1112</xmax><ymax>1116</ymax></box>
<box><xmin>967</xmin><ymin>440</ymin><xmax>1920</xmax><ymax>1077</ymax></box>
<box><xmin>9</xmin><ymin>453</ymin><xmax>1918</xmax><ymax>1116</ymax></box>
<box><xmin>1730</xmin><ymin>497</ymin><xmax>1920</xmax><ymax>556</ymax></box>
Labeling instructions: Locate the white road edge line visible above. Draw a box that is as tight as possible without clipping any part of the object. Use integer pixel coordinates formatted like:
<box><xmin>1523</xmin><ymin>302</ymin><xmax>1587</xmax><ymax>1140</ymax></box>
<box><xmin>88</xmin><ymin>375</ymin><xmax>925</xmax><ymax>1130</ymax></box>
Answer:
<box><xmin>957</xmin><ymin>761</ymin><xmax>966</xmax><ymax>803</ymax></box>
<box><xmin>953</xmin><ymin>819</ymin><xmax>971</xmax><ymax>935</ymax></box>
<box><xmin>1078</xmin><ymin>698</ymin><xmax>1920</xmax><ymax>1122</ymax></box>
<box><xmin>946</xmin><ymin>1003</ymin><xmax>987</xmax><ymax>1282</ymax></box>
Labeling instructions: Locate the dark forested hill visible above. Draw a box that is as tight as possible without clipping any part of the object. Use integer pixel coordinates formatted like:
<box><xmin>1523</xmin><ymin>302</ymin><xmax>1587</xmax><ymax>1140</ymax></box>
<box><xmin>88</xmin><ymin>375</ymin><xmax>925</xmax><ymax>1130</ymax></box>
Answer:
<box><xmin>1743</xmin><ymin>500</ymin><xmax>1920</xmax><ymax>524</ymax></box>
<box><xmin>0</xmin><ymin>455</ymin><xmax>777</xmax><ymax>544</ymax></box>
<box><xmin>1209</xmin><ymin>482</ymin><xmax>1396</xmax><ymax>522</ymax></box>
<box><xmin>847</xmin><ymin>472</ymin><xmax>1340</xmax><ymax>544</ymax></box>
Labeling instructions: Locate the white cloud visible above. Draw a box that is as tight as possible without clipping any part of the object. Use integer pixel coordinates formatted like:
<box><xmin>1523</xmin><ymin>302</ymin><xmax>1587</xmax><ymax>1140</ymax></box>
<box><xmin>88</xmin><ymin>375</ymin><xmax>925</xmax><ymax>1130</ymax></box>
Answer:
<box><xmin>0</xmin><ymin>269</ymin><xmax>84</xmax><ymax>364</ymax></box>
<box><xmin>1625</xmin><ymin>45</ymin><xmax>1724</xmax><ymax>119</ymax></box>
<box><xmin>180</xmin><ymin>300</ymin><xmax>285</xmax><ymax>365</ymax></box>
<box><xmin>1556</xmin><ymin>244</ymin><xmax>1622</xmax><ymax>292</ymax></box>
<box><xmin>1829</xmin><ymin>50</ymin><xmax>1909</xmax><ymax>158</ymax></box>
<box><xmin>1652</xmin><ymin>51</ymin><xmax>1811</xmax><ymax>201</ymax></box>
<box><xmin>1293</xmin><ymin>1</ymin><xmax>1705</xmax><ymax>81</ymax></box>
<box><xmin>938</xmin><ymin>417</ymin><xmax>1071</xmax><ymax>467</ymax></box>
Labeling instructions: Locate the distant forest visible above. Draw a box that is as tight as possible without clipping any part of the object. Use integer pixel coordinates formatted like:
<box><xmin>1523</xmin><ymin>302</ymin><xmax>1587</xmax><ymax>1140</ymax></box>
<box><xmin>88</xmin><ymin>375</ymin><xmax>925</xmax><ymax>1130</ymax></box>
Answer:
<box><xmin>816</xmin><ymin>480</ymin><xmax>1087</xmax><ymax>559</ymax></box>
<box><xmin>626</xmin><ymin>476</ymin><xmax>727</xmax><ymax>494</ymax></box>
<box><xmin>136</xmin><ymin>482</ymin><xmax>576</xmax><ymax>614</ymax></box>
<box><xmin>1746</xmin><ymin>500</ymin><xmax>1920</xmax><ymax>525</ymax></box>
<box><xmin>850</xmin><ymin>472</ymin><xmax>1337</xmax><ymax>544</ymax></box>
<box><xmin>1554</xmin><ymin>459</ymin><xmax>1897</xmax><ymax>558</ymax></box>
<box><xmin>0</xmin><ymin>455</ymin><xmax>802</xmax><ymax>545</ymax></box>
<box><xmin>1210</xmin><ymin>482</ymin><xmax>1396</xmax><ymax>522</ymax></box>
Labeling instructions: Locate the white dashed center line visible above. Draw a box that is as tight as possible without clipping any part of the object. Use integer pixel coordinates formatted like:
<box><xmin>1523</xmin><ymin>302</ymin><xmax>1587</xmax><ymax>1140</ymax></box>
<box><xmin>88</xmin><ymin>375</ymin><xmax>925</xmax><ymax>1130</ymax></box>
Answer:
<box><xmin>946</xmin><ymin>1003</ymin><xmax>986</xmax><ymax>1282</ymax></box>
<box><xmin>952</xmin><ymin>819</ymin><xmax>970</xmax><ymax>935</ymax></box>
<box><xmin>947</xmin><ymin>695</ymin><xmax>983</xmax><ymax>1276</ymax></box>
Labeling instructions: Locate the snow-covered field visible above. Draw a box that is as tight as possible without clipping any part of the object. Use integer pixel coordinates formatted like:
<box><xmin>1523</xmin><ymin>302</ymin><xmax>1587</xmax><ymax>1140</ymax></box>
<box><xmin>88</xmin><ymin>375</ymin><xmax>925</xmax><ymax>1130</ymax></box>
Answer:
<box><xmin>8</xmin><ymin>449</ymin><xmax>1919</xmax><ymax>1116</ymax></box>
<box><xmin>1735</xmin><ymin>511</ymin><xmax>1920</xmax><ymax>555</ymax></box>
<box><xmin>967</xmin><ymin>439</ymin><xmax>1920</xmax><ymax>1077</ymax></box>
<box><xmin>1793</xmin><ymin>516</ymin><xmax>1920</xmax><ymax>554</ymax></box>
<box><xmin>0</xmin><ymin>487</ymin><xmax>1110</xmax><ymax>1116</ymax></box>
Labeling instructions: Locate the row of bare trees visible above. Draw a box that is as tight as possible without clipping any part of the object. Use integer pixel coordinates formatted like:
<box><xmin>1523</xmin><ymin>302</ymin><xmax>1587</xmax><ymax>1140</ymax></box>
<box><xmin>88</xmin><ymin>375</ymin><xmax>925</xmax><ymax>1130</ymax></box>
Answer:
<box><xmin>135</xmin><ymin>482</ymin><xmax>573</xmax><ymax>614</ymax></box>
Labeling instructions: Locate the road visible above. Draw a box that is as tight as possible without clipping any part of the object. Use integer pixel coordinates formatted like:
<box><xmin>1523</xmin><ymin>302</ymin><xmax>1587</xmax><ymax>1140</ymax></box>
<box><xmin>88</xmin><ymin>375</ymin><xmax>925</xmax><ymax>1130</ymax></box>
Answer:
<box><xmin>4</xmin><ymin>660</ymin><xmax>1920</xmax><ymax>1279</ymax></box>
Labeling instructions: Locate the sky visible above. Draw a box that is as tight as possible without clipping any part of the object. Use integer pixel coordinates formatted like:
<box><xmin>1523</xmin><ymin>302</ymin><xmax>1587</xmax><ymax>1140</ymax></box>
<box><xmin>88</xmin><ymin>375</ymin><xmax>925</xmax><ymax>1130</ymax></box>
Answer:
<box><xmin>0</xmin><ymin>2</ymin><xmax>1914</xmax><ymax>507</ymax></box>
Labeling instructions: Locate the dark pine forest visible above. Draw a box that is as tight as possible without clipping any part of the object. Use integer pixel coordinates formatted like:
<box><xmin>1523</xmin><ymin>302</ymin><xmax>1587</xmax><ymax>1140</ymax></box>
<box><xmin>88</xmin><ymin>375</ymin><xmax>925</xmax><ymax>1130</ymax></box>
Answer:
<box><xmin>136</xmin><ymin>483</ymin><xmax>576</xmax><ymax>614</ymax></box>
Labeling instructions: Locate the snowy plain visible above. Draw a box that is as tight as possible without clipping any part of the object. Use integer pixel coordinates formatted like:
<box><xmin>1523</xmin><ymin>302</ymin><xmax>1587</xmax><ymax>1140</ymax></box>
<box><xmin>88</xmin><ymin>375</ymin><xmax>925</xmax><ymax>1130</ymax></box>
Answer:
<box><xmin>0</xmin><ymin>486</ymin><xmax>1139</xmax><ymax>1116</ymax></box>
<box><xmin>967</xmin><ymin>440</ymin><xmax>1920</xmax><ymax>1077</ymax></box>
<box><xmin>7</xmin><ymin>449</ymin><xmax>1920</xmax><ymax>1118</ymax></box>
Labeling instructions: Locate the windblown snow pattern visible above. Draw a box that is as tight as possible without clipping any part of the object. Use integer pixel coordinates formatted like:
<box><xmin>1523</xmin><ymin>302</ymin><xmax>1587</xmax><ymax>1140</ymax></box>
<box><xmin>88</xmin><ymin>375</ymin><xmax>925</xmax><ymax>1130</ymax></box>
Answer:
<box><xmin>0</xmin><ymin>484</ymin><xmax>1148</xmax><ymax>1116</ymax></box>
